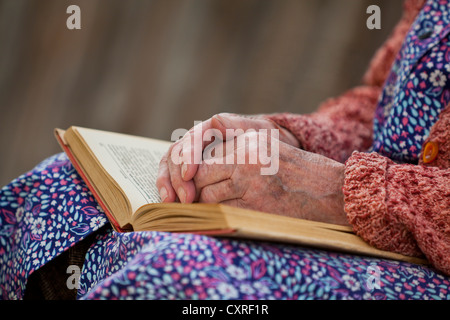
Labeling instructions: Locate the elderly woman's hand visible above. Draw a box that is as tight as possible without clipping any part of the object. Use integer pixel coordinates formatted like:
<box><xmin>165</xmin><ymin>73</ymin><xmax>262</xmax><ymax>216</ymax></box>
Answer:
<box><xmin>156</xmin><ymin>112</ymin><xmax>349</xmax><ymax>226</ymax></box>
<box><xmin>155</xmin><ymin>113</ymin><xmax>299</xmax><ymax>204</ymax></box>
<box><xmin>192</xmin><ymin>131</ymin><xmax>349</xmax><ymax>226</ymax></box>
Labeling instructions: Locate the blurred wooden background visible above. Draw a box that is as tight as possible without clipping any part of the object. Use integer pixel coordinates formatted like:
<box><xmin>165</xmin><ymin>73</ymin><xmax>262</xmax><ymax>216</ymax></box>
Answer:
<box><xmin>0</xmin><ymin>0</ymin><xmax>402</xmax><ymax>186</ymax></box>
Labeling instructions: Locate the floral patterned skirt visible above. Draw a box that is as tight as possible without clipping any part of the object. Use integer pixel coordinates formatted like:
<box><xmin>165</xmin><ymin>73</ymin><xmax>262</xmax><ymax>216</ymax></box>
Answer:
<box><xmin>1</xmin><ymin>153</ymin><xmax>449</xmax><ymax>300</ymax></box>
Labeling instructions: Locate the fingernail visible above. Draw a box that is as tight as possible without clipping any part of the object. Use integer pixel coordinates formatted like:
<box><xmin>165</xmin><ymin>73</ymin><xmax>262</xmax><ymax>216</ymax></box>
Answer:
<box><xmin>178</xmin><ymin>187</ymin><xmax>186</xmax><ymax>203</ymax></box>
<box><xmin>159</xmin><ymin>187</ymin><xmax>168</xmax><ymax>202</ymax></box>
<box><xmin>181</xmin><ymin>163</ymin><xmax>187</xmax><ymax>179</ymax></box>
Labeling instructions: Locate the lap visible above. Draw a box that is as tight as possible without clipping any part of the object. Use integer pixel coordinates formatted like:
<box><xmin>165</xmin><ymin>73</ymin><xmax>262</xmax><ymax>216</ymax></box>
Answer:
<box><xmin>1</xmin><ymin>153</ymin><xmax>449</xmax><ymax>300</ymax></box>
<box><xmin>79</xmin><ymin>227</ymin><xmax>450</xmax><ymax>300</ymax></box>
<box><xmin>0</xmin><ymin>153</ymin><xmax>108</xmax><ymax>299</ymax></box>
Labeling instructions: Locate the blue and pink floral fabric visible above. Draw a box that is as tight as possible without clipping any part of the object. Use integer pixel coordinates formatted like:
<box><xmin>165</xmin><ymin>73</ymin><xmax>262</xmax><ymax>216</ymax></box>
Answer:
<box><xmin>371</xmin><ymin>0</ymin><xmax>450</xmax><ymax>162</ymax></box>
<box><xmin>79</xmin><ymin>226</ymin><xmax>450</xmax><ymax>300</ymax></box>
<box><xmin>0</xmin><ymin>154</ymin><xmax>107</xmax><ymax>299</ymax></box>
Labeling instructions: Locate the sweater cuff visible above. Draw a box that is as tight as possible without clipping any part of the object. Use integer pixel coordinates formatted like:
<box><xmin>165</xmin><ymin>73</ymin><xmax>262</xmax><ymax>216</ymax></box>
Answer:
<box><xmin>343</xmin><ymin>151</ymin><xmax>423</xmax><ymax>257</ymax></box>
<box><xmin>265</xmin><ymin>113</ymin><xmax>345</xmax><ymax>163</ymax></box>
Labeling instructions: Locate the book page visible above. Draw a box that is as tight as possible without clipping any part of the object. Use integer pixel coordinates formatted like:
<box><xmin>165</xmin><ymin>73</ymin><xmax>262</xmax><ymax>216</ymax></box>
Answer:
<box><xmin>75</xmin><ymin>127</ymin><xmax>171</xmax><ymax>213</ymax></box>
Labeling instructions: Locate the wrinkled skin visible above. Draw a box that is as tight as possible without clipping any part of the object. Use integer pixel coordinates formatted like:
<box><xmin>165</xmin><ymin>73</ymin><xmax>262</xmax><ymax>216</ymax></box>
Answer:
<box><xmin>156</xmin><ymin>113</ymin><xmax>349</xmax><ymax>226</ymax></box>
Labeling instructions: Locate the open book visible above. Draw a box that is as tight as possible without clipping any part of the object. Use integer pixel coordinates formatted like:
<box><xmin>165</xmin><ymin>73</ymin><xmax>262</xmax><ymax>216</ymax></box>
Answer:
<box><xmin>55</xmin><ymin>126</ymin><xmax>426</xmax><ymax>265</ymax></box>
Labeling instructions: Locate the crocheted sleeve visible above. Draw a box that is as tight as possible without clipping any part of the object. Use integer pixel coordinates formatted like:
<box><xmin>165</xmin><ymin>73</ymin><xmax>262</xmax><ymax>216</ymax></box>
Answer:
<box><xmin>343</xmin><ymin>151</ymin><xmax>450</xmax><ymax>275</ymax></box>
<box><xmin>265</xmin><ymin>86</ymin><xmax>381</xmax><ymax>163</ymax></box>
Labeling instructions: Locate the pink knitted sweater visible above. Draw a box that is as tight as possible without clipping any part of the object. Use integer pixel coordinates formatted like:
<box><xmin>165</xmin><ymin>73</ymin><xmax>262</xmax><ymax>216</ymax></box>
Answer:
<box><xmin>267</xmin><ymin>0</ymin><xmax>450</xmax><ymax>275</ymax></box>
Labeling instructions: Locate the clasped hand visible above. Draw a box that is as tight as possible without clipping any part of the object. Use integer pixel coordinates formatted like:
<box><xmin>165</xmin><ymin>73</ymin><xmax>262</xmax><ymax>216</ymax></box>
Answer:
<box><xmin>156</xmin><ymin>113</ymin><xmax>349</xmax><ymax>226</ymax></box>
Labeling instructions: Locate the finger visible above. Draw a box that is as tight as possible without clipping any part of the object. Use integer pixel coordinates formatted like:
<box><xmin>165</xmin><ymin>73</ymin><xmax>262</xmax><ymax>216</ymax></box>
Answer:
<box><xmin>211</xmin><ymin>113</ymin><xmax>269</xmax><ymax>138</ymax></box>
<box><xmin>167</xmin><ymin>143</ymin><xmax>197</xmax><ymax>203</ymax></box>
<box><xmin>215</xmin><ymin>113</ymin><xmax>298</xmax><ymax>148</ymax></box>
<box><xmin>182</xmin><ymin>113</ymin><xmax>263</xmax><ymax>181</ymax></box>
<box><xmin>198</xmin><ymin>179</ymin><xmax>243</xmax><ymax>203</ymax></box>
<box><xmin>181</xmin><ymin>113</ymin><xmax>282</xmax><ymax>182</ymax></box>
<box><xmin>180</xmin><ymin>118</ymin><xmax>217</xmax><ymax>182</ymax></box>
<box><xmin>155</xmin><ymin>152</ymin><xmax>177</xmax><ymax>203</ymax></box>
<box><xmin>193</xmin><ymin>161</ymin><xmax>235</xmax><ymax>191</ymax></box>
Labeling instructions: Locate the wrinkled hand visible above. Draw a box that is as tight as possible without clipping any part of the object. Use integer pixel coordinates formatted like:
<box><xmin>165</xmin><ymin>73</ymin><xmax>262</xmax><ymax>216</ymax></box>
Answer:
<box><xmin>156</xmin><ymin>112</ymin><xmax>348</xmax><ymax>226</ymax></box>
<box><xmin>192</xmin><ymin>132</ymin><xmax>349</xmax><ymax>226</ymax></box>
<box><xmin>156</xmin><ymin>113</ymin><xmax>299</xmax><ymax>204</ymax></box>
